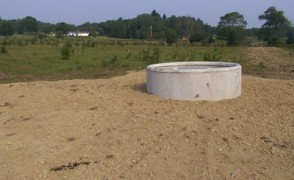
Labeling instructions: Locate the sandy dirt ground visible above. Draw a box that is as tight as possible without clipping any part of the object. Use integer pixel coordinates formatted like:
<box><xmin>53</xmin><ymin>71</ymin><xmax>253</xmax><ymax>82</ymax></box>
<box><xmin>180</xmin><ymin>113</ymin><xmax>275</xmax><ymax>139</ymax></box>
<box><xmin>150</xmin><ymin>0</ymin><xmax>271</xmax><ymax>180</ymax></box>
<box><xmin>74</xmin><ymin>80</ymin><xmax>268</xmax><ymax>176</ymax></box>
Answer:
<box><xmin>0</xmin><ymin>47</ymin><xmax>294</xmax><ymax>179</ymax></box>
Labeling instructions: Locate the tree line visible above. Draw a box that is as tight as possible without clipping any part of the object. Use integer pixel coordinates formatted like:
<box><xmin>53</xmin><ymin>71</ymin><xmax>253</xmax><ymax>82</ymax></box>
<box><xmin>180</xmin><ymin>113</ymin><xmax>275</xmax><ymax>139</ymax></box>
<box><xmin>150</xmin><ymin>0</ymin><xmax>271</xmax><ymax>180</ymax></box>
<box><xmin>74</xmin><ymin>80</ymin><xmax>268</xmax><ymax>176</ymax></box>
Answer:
<box><xmin>0</xmin><ymin>7</ymin><xmax>293</xmax><ymax>46</ymax></box>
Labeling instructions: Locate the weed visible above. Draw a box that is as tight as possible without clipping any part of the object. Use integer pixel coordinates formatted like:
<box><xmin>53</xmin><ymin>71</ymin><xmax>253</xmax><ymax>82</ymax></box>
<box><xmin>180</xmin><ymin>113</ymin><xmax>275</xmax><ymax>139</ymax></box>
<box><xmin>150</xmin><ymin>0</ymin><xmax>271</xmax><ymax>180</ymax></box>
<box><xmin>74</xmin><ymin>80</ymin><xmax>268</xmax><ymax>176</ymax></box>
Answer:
<box><xmin>203</xmin><ymin>52</ymin><xmax>222</xmax><ymax>61</ymax></box>
<box><xmin>257</xmin><ymin>62</ymin><xmax>266</xmax><ymax>69</ymax></box>
<box><xmin>142</xmin><ymin>46</ymin><xmax>160</xmax><ymax>65</ymax></box>
<box><xmin>188</xmin><ymin>53</ymin><xmax>196</xmax><ymax>61</ymax></box>
<box><xmin>102</xmin><ymin>55</ymin><xmax>118</xmax><ymax>68</ymax></box>
<box><xmin>111</xmin><ymin>55</ymin><xmax>117</xmax><ymax>64</ymax></box>
<box><xmin>126</xmin><ymin>51</ymin><xmax>132</xmax><ymax>59</ymax></box>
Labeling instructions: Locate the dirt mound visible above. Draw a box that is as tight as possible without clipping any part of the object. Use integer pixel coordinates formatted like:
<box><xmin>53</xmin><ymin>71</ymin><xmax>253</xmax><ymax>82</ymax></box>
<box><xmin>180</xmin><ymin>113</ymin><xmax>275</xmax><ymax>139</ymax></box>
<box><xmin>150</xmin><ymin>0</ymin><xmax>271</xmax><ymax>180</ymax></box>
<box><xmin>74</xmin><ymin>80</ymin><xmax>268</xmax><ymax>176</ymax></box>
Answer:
<box><xmin>0</xmin><ymin>70</ymin><xmax>293</xmax><ymax>179</ymax></box>
<box><xmin>248</xmin><ymin>47</ymin><xmax>294</xmax><ymax>79</ymax></box>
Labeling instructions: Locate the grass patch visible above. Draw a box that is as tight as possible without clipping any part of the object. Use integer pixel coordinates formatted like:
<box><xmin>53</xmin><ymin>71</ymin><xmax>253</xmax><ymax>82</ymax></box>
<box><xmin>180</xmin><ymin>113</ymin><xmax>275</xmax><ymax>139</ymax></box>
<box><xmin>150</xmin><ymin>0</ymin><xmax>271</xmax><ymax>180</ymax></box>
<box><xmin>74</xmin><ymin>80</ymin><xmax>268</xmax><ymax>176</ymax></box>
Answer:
<box><xmin>0</xmin><ymin>36</ymin><xmax>270</xmax><ymax>83</ymax></box>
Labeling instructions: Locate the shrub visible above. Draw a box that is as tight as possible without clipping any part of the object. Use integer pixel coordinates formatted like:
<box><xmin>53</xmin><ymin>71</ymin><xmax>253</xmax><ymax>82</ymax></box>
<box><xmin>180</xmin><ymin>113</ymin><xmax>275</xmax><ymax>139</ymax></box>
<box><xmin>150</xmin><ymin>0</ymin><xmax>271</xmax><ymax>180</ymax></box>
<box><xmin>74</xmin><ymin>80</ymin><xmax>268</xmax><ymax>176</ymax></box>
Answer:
<box><xmin>60</xmin><ymin>41</ymin><xmax>73</xmax><ymax>60</ymax></box>
<box><xmin>60</xmin><ymin>46</ymin><xmax>70</xmax><ymax>59</ymax></box>
<box><xmin>268</xmin><ymin>36</ymin><xmax>285</xmax><ymax>46</ymax></box>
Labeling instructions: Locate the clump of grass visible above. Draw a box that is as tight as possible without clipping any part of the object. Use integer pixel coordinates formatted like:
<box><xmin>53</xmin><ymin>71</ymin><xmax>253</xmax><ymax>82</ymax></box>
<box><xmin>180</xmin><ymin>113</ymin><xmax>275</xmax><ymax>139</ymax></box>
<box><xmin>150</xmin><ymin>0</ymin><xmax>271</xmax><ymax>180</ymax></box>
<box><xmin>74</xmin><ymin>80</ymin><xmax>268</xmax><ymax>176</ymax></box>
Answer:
<box><xmin>203</xmin><ymin>52</ymin><xmax>222</xmax><ymax>61</ymax></box>
<box><xmin>172</xmin><ymin>50</ymin><xmax>178</xmax><ymax>60</ymax></box>
<box><xmin>0</xmin><ymin>46</ymin><xmax>8</xmax><ymax>54</ymax></box>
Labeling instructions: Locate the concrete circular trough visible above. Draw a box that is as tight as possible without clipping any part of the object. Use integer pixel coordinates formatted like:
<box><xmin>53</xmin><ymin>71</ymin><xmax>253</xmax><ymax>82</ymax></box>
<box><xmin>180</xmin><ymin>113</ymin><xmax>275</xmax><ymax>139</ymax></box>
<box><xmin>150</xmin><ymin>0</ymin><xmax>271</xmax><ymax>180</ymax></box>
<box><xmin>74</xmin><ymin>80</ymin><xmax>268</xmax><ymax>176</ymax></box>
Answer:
<box><xmin>146</xmin><ymin>61</ymin><xmax>242</xmax><ymax>101</ymax></box>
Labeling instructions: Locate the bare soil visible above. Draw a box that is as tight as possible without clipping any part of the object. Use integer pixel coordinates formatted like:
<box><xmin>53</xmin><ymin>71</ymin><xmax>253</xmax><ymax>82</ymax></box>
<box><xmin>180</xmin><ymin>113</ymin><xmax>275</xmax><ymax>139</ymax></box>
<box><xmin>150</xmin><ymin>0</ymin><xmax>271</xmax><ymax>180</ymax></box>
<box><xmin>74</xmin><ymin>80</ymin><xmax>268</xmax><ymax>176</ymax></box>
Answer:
<box><xmin>0</xmin><ymin>47</ymin><xmax>293</xmax><ymax>179</ymax></box>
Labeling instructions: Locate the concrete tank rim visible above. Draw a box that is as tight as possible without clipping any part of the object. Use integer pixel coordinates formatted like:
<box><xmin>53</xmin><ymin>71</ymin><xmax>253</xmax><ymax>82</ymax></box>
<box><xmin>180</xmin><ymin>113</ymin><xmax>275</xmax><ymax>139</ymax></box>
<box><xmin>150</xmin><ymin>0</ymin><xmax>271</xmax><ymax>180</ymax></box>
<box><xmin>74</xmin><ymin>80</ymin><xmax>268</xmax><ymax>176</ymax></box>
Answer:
<box><xmin>146</xmin><ymin>61</ymin><xmax>241</xmax><ymax>73</ymax></box>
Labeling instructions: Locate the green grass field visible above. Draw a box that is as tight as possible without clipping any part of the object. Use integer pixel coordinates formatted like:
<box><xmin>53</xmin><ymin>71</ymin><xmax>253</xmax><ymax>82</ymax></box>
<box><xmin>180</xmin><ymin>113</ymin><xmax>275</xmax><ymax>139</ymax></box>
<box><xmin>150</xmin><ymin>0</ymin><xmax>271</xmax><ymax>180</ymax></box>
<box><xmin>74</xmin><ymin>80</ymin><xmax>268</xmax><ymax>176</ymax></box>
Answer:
<box><xmin>0</xmin><ymin>36</ymin><xmax>265</xmax><ymax>83</ymax></box>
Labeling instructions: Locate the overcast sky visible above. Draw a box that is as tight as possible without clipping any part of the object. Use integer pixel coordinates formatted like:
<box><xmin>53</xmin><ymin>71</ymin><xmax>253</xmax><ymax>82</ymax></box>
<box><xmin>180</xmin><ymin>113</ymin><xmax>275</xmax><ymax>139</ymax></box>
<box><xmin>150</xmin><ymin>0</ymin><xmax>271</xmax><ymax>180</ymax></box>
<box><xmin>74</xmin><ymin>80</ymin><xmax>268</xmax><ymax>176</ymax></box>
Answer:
<box><xmin>0</xmin><ymin>0</ymin><xmax>293</xmax><ymax>28</ymax></box>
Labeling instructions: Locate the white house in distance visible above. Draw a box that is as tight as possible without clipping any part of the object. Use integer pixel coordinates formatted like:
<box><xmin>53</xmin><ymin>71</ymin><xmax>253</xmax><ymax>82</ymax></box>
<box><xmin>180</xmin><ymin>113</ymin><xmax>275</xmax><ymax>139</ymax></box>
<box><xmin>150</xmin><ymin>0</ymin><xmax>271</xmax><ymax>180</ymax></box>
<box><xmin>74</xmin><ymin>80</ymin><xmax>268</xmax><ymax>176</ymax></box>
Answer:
<box><xmin>67</xmin><ymin>31</ymin><xmax>90</xmax><ymax>37</ymax></box>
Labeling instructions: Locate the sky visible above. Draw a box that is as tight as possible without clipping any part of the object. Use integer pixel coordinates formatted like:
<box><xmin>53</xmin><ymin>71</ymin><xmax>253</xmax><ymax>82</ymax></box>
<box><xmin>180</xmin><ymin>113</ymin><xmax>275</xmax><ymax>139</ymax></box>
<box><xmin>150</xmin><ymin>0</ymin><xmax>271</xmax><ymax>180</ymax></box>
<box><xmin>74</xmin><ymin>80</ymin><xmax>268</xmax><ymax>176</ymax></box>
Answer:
<box><xmin>0</xmin><ymin>0</ymin><xmax>294</xmax><ymax>28</ymax></box>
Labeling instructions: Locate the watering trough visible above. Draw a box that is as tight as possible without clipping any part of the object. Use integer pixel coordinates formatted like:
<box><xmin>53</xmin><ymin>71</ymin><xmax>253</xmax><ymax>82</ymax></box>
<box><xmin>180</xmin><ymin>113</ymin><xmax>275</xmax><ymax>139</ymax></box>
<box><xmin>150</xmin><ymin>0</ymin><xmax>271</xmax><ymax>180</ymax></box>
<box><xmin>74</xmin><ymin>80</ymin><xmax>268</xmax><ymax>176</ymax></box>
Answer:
<box><xmin>146</xmin><ymin>61</ymin><xmax>241</xmax><ymax>101</ymax></box>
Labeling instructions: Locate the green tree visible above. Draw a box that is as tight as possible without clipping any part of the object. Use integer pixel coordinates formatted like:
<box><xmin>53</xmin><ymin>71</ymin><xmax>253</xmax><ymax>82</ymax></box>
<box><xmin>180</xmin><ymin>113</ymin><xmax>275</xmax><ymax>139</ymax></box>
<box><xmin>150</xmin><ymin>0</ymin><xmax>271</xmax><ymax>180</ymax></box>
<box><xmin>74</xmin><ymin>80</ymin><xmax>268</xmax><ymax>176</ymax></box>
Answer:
<box><xmin>226</xmin><ymin>27</ymin><xmax>246</xmax><ymax>45</ymax></box>
<box><xmin>180</xmin><ymin>16</ymin><xmax>196</xmax><ymax>44</ymax></box>
<box><xmin>165</xmin><ymin>29</ymin><xmax>177</xmax><ymax>45</ymax></box>
<box><xmin>104</xmin><ymin>18</ymin><xmax>127</xmax><ymax>38</ymax></box>
<box><xmin>259</xmin><ymin>6</ymin><xmax>290</xmax><ymax>29</ymax></box>
<box><xmin>286</xmin><ymin>28</ymin><xmax>294</xmax><ymax>44</ymax></box>
<box><xmin>0</xmin><ymin>20</ymin><xmax>14</xmax><ymax>36</ymax></box>
<box><xmin>217</xmin><ymin>12</ymin><xmax>247</xmax><ymax>45</ymax></box>
<box><xmin>150</xmin><ymin>10</ymin><xmax>164</xmax><ymax>39</ymax></box>
<box><xmin>165</xmin><ymin>15</ymin><xmax>181</xmax><ymax>37</ymax></box>
<box><xmin>17</xmin><ymin>16</ymin><xmax>39</xmax><ymax>34</ymax></box>
<box><xmin>96</xmin><ymin>11</ymin><xmax>214</xmax><ymax>42</ymax></box>
<box><xmin>55</xmin><ymin>22</ymin><xmax>74</xmax><ymax>36</ymax></box>
<box><xmin>162</xmin><ymin>14</ymin><xmax>167</xmax><ymax>21</ymax></box>
<box><xmin>258</xmin><ymin>6</ymin><xmax>291</xmax><ymax>45</ymax></box>
<box><xmin>135</xmin><ymin>14</ymin><xmax>153</xmax><ymax>39</ymax></box>
<box><xmin>38</xmin><ymin>22</ymin><xmax>54</xmax><ymax>34</ymax></box>
<box><xmin>189</xmin><ymin>19</ymin><xmax>206</xmax><ymax>43</ymax></box>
